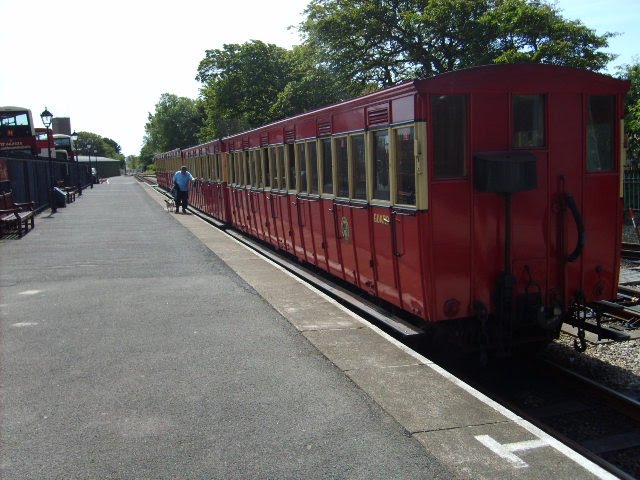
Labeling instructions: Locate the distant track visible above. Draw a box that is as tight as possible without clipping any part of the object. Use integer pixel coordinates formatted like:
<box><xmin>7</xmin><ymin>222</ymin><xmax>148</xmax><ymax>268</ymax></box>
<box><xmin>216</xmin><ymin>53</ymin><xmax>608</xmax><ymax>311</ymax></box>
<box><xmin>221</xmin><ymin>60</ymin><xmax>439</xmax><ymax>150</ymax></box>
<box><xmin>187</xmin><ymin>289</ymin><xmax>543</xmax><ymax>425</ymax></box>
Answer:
<box><xmin>622</xmin><ymin>242</ymin><xmax>640</xmax><ymax>260</ymax></box>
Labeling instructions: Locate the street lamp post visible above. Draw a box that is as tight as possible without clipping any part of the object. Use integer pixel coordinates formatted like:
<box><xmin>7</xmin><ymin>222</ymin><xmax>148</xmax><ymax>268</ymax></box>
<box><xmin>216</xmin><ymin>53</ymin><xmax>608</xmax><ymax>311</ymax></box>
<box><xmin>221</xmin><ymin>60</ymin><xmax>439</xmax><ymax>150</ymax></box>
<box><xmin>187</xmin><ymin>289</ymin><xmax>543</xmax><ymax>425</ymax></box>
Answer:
<box><xmin>40</xmin><ymin>107</ymin><xmax>57</xmax><ymax>213</ymax></box>
<box><xmin>87</xmin><ymin>143</ymin><xmax>93</xmax><ymax>189</ymax></box>
<box><xmin>71</xmin><ymin>131</ymin><xmax>81</xmax><ymax>196</ymax></box>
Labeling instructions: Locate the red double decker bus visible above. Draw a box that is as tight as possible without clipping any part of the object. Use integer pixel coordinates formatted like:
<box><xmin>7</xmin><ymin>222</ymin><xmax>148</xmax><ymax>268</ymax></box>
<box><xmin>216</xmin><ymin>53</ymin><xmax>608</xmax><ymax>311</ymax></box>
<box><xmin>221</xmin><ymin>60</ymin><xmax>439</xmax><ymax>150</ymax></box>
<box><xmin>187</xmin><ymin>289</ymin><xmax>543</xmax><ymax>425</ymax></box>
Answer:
<box><xmin>0</xmin><ymin>107</ymin><xmax>38</xmax><ymax>155</ymax></box>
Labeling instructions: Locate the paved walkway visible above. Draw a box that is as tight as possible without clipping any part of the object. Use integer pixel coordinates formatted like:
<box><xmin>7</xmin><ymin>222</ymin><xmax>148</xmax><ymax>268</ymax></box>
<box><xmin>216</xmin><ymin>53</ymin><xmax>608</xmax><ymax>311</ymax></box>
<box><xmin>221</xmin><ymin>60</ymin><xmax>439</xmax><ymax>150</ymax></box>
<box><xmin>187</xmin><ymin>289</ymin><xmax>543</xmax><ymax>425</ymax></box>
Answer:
<box><xmin>1</xmin><ymin>176</ymin><xmax>616</xmax><ymax>480</ymax></box>
<box><xmin>0</xmin><ymin>177</ymin><xmax>451</xmax><ymax>479</ymax></box>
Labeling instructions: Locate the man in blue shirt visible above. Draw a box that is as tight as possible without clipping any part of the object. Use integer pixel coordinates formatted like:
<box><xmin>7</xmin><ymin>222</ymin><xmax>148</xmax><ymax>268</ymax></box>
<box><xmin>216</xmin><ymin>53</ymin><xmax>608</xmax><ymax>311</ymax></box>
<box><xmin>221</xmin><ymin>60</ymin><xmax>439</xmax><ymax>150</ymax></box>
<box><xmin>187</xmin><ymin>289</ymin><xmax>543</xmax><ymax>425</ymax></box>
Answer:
<box><xmin>173</xmin><ymin>165</ymin><xmax>195</xmax><ymax>213</ymax></box>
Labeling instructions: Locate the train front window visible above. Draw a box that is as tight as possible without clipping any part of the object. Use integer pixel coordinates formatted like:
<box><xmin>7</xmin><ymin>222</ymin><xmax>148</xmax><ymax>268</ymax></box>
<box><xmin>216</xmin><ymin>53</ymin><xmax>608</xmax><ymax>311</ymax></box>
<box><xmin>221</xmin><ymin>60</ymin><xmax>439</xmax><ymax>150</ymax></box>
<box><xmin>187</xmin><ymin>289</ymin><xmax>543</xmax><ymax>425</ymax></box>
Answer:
<box><xmin>587</xmin><ymin>95</ymin><xmax>615</xmax><ymax>172</ymax></box>
<box><xmin>513</xmin><ymin>95</ymin><xmax>545</xmax><ymax>148</ymax></box>
<box><xmin>395</xmin><ymin>126</ymin><xmax>416</xmax><ymax>205</ymax></box>
<box><xmin>373</xmin><ymin>129</ymin><xmax>390</xmax><ymax>201</ymax></box>
<box><xmin>432</xmin><ymin>94</ymin><xmax>466</xmax><ymax>178</ymax></box>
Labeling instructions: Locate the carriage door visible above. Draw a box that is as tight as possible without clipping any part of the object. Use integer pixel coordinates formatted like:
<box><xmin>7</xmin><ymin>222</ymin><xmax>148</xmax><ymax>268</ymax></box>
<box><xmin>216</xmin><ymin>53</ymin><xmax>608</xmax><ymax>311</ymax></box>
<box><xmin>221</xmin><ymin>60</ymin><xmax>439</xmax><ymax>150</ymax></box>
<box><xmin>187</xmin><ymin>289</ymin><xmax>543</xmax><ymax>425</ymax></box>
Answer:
<box><xmin>550</xmin><ymin>94</ymin><xmax>621</xmax><ymax>305</ymax></box>
<box><xmin>430</xmin><ymin>94</ymin><xmax>473</xmax><ymax>320</ymax></box>
<box><xmin>581</xmin><ymin>96</ymin><xmax>621</xmax><ymax>301</ymax></box>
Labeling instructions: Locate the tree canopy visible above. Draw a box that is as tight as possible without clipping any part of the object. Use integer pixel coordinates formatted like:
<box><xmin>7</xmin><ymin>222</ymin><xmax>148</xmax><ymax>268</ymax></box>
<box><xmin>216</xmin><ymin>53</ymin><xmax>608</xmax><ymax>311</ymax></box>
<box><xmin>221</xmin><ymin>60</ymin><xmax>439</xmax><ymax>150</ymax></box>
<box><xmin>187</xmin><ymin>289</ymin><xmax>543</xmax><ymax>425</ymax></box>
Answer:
<box><xmin>195</xmin><ymin>40</ymin><xmax>358</xmax><ymax>139</ymax></box>
<box><xmin>140</xmin><ymin>93</ymin><xmax>204</xmax><ymax>168</ymax></box>
<box><xmin>75</xmin><ymin>132</ymin><xmax>123</xmax><ymax>161</ymax></box>
<box><xmin>300</xmin><ymin>0</ymin><xmax>616</xmax><ymax>87</ymax></box>
<box><xmin>618</xmin><ymin>59</ymin><xmax>640</xmax><ymax>162</ymax></box>
<box><xmin>196</xmin><ymin>41</ymin><xmax>293</xmax><ymax>138</ymax></box>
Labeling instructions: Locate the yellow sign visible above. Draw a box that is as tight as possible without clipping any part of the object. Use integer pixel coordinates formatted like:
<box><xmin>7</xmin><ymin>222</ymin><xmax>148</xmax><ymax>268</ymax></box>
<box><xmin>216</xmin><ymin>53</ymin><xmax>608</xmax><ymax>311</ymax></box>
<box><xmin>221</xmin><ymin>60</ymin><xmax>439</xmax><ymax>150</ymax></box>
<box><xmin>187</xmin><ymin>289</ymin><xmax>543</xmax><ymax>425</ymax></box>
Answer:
<box><xmin>373</xmin><ymin>213</ymin><xmax>390</xmax><ymax>225</ymax></box>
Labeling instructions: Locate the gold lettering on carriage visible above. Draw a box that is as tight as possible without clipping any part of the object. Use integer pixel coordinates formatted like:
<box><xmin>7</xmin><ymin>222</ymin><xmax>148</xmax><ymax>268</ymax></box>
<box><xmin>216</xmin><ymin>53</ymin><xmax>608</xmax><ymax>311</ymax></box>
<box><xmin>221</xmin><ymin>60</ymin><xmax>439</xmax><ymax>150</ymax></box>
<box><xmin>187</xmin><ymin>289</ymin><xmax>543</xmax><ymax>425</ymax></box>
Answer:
<box><xmin>373</xmin><ymin>213</ymin><xmax>390</xmax><ymax>225</ymax></box>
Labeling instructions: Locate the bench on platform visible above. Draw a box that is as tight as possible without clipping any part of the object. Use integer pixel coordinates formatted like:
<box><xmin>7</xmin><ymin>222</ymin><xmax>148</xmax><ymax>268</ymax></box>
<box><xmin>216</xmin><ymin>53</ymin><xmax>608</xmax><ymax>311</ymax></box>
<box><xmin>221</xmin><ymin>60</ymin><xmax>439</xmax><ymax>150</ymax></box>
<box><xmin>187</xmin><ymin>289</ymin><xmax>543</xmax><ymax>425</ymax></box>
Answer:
<box><xmin>63</xmin><ymin>187</ymin><xmax>77</xmax><ymax>203</ymax></box>
<box><xmin>57</xmin><ymin>181</ymin><xmax>78</xmax><ymax>203</ymax></box>
<box><xmin>0</xmin><ymin>191</ymin><xmax>35</xmax><ymax>238</ymax></box>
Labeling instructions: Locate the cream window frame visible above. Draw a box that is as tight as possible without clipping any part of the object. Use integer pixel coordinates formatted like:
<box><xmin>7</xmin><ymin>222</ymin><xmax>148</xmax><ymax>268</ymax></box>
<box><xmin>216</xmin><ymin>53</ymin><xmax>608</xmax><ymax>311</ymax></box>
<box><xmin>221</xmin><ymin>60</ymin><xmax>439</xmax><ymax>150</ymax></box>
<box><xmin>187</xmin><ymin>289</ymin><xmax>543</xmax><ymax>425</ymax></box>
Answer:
<box><xmin>334</xmin><ymin>135</ymin><xmax>349</xmax><ymax>199</ymax></box>
<box><xmin>295</xmin><ymin>141</ymin><xmax>307</xmax><ymax>193</ymax></box>
<box><xmin>369</xmin><ymin>128</ymin><xmax>391</xmax><ymax>205</ymax></box>
<box><xmin>306</xmin><ymin>140</ymin><xmax>319</xmax><ymax>195</ymax></box>
<box><xmin>319</xmin><ymin>137</ymin><xmax>334</xmax><ymax>197</ymax></box>
<box><xmin>391</xmin><ymin>125</ymin><xmax>416</xmax><ymax>207</ymax></box>
<box><xmin>350</xmin><ymin>133</ymin><xmax>367</xmax><ymax>201</ymax></box>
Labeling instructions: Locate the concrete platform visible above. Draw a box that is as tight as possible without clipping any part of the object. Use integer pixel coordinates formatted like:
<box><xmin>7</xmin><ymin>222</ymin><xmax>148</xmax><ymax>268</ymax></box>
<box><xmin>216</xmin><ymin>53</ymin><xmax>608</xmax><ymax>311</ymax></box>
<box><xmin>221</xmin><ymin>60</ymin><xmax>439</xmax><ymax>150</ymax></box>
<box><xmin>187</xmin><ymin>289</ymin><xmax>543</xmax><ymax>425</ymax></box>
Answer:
<box><xmin>0</xmin><ymin>176</ymin><xmax>617</xmax><ymax>479</ymax></box>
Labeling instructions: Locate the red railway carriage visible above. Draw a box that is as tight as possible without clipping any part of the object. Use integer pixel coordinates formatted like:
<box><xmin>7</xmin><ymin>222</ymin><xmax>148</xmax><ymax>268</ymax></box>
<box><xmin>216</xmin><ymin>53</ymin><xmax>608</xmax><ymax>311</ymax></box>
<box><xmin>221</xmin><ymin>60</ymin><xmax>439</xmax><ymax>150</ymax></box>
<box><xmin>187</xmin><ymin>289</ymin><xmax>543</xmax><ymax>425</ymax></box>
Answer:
<box><xmin>155</xmin><ymin>64</ymin><xmax>630</xmax><ymax>353</ymax></box>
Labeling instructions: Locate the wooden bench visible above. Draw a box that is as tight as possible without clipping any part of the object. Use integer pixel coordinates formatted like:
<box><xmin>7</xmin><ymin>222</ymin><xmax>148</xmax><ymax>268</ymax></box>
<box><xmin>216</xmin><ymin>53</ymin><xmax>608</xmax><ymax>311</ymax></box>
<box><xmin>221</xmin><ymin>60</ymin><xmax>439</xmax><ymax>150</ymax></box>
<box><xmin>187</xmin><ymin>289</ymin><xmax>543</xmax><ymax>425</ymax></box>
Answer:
<box><xmin>63</xmin><ymin>187</ymin><xmax>77</xmax><ymax>203</ymax></box>
<box><xmin>0</xmin><ymin>191</ymin><xmax>35</xmax><ymax>238</ymax></box>
<box><xmin>57</xmin><ymin>181</ymin><xmax>78</xmax><ymax>203</ymax></box>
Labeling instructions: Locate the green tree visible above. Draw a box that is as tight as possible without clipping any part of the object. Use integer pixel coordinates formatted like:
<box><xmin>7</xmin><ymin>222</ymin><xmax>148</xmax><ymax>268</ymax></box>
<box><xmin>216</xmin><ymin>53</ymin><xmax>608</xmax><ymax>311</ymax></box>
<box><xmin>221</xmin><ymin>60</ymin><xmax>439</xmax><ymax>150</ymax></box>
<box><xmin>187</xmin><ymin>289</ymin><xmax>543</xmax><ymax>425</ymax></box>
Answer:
<box><xmin>485</xmin><ymin>0</ymin><xmax>614</xmax><ymax>69</ymax></box>
<box><xmin>139</xmin><ymin>142</ymin><xmax>156</xmax><ymax>171</ymax></box>
<box><xmin>102</xmin><ymin>137</ymin><xmax>122</xmax><ymax>157</ymax></box>
<box><xmin>300</xmin><ymin>0</ymin><xmax>615</xmax><ymax>87</ymax></box>
<box><xmin>142</xmin><ymin>94</ymin><xmax>204</xmax><ymax>164</ymax></box>
<box><xmin>269</xmin><ymin>44</ymin><xmax>363</xmax><ymax>119</ymax></box>
<box><xmin>75</xmin><ymin>132</ymin><xmax>105</xmax><ymax>158</ymax></box>
<box><xmin>196</xmin><ymin>40</ymin><xmax>293</xmax><ymax>138</ymax></box>
<box><xmin>618</xmin><ymin>59</ymin><xmax>640</xmax><ymax>161</ymax></box>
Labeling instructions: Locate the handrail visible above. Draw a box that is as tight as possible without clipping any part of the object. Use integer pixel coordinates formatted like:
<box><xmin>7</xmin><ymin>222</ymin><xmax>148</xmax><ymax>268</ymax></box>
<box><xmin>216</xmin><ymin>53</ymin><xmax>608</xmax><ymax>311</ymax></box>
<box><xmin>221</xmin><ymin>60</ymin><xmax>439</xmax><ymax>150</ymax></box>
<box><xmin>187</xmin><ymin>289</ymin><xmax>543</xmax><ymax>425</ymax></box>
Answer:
<box><xmin>564</xmin><ymin>193</ymin><xmax>586</xmax><ymax>262</ymax></box>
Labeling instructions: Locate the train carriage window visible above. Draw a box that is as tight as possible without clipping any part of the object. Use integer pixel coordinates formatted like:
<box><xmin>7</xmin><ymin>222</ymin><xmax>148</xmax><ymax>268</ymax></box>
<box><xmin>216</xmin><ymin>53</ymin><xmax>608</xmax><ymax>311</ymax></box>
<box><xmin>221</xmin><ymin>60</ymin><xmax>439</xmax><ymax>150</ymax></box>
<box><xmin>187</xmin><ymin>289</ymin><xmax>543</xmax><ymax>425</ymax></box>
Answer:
<box><xmin>249</xmin><ymin>150</ymin><xmax>256</xmax><ymax>187</ymax></box>
<box><xmin>240</xmin><ymin>152</ymin><xmax>246</xmax><ymax>184</ymax></box>
<box><xmin>245</xmin><ymin>152</ymin><xmax>251</xmax><ymax>185</ymax></box>
<box><xmin>394</xmin><ymin>126</ymin><xmax>416</xmax><ymax>205</ymax></box>
<box><xmin>277</xmin><ymin>146</ymin><xmax>285</xmax><ymax>190</ymax></box>
<box><xmin>268</xmin><ymin>147</ymin><xmax>277</xmax><ymax>188</ymax></box>
<box><xmin>321</xmin><ymin>138</ymin><xmax>333</xmax><ymax>195</ymax></box>
<box><xmin>352</xmin><ymin>134</ymin><xmax>367</xmax><ymax>200</ymax></box>
<box><xmin>264</xmin><ymin>148</ymin><xmax>271</xmax><ymax>188</ymax></box>
<box><xmin>286</xmin><ymin>144</ymin><xmax>296</xmax><ymax>191</ymax></box>
<box><xmin>256</xmin><ymin>149</ymin><xmax>264</xmax><ymax>188</ymax></box>
<box><xmin>372</xmin><ymin>129</ymin><xmax>390</xmax><ymax>201</ymax></box>
<box><xmin>296</xmin><ymin>143</ymin><xmax>307</xmax><ymax>192</ymax></box>
<box><xmin>308</xmin><ymin>141</ymin><xmax>319</xmax><ymax>194</ymax></box>
<box><xmin>233</xmin><ymin>153</ymin><xmax>239</xmax><ymax>184</ymax></box>
<box><xmin>432</xmin><ymin>94</ymin><xmax>467</xmax><ymax>178</ymax></box>
<box><xmin>234</xmin><ymin>152</ymin><xmax>241</xmax><ymax>184</ymax></box>
<box><xmin>336</xmin><ymin>136</ymin><xmax>349</xmax><ymax>198</ymax></box>
<box><xmin>587</xmin><ymin>95</ymin><xmax>615</xmax><ymax>172</ymax></box>
<box><xmin>513</xmin><ymin>95</ymin><xmax>545</xmax><ymax>148</ymax></box>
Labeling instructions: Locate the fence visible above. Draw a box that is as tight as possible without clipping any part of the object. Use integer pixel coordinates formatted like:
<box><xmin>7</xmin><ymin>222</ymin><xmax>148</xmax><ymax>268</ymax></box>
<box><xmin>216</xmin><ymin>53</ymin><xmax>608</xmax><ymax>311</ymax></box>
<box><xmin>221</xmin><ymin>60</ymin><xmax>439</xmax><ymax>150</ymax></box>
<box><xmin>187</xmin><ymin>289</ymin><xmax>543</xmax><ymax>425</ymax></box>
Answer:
<box><xmin>0</xmin><ymin>154</ymin><xmax>91</xmax><ymax>212</ymax></box>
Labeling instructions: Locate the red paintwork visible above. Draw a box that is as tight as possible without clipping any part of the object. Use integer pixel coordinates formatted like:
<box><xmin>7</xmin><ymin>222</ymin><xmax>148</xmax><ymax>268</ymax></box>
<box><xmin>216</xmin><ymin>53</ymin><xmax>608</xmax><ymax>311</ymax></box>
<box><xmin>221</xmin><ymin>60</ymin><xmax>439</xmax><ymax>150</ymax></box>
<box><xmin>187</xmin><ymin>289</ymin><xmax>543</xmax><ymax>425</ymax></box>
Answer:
<box><xmin>154</xmin><ymin>64</ymin><xmax>630</xmax><ymax>342</ymax></box>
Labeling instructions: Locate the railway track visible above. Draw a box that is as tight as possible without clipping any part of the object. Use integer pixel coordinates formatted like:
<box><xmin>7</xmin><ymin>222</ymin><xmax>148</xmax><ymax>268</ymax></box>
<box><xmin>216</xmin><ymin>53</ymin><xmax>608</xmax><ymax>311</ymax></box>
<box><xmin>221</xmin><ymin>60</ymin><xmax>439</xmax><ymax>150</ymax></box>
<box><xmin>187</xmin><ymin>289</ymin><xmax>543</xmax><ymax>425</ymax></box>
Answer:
<box><xmin>622</xmin><ymin>242</ymin><xmax>640</xmax><ymax>260</ymax></box>
<box><xmin>142</xmin><ymin>176</ymin><xmax>640</xmax><ymax>478</ymax></box>
<box><xmin>456</xmin><ymin>358</ymin><xmax>640</xmax><ymax>479</ymax></box>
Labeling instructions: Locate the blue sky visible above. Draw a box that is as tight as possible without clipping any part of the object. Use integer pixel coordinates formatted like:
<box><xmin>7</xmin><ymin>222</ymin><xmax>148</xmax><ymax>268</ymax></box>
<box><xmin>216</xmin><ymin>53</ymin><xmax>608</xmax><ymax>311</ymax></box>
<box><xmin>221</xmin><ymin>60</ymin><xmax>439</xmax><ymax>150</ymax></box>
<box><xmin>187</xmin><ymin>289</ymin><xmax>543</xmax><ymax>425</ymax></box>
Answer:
<box><xmin>556</xmin><ymin>0</ymin><xmax>639</xmax><ymax>73</ymax></box>
<box><xmin>0</xmin><ymin>0</ymin><xmax>637</xmax><ymax>156</ymax></box>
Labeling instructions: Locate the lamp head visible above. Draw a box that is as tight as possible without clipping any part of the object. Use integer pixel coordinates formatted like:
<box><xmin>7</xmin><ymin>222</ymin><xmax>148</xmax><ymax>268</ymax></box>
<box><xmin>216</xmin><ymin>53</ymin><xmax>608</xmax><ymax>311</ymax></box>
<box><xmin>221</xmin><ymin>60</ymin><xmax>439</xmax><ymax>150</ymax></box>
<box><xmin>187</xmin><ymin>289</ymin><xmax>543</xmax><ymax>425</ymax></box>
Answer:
<box><xmin>40</xmin><ymin>107</ymin><xmax>53</xmax><ymax>128</ymax></box>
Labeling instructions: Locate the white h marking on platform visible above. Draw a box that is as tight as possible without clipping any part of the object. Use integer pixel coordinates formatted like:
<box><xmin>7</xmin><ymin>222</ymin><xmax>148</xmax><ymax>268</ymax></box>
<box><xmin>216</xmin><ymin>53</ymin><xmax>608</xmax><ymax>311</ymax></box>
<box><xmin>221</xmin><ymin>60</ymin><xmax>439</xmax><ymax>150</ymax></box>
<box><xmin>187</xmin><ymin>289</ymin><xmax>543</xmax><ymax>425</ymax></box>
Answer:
<box><xmin>475</xmin><ymin>435</ymin><xmax>549</xmax><ymax>468</ymax></box>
